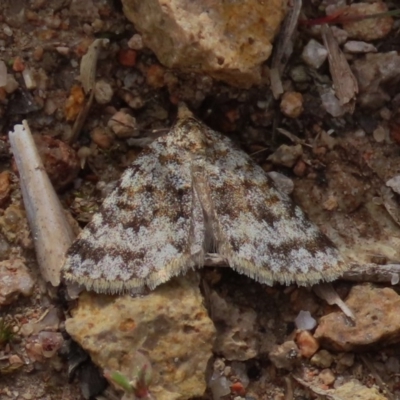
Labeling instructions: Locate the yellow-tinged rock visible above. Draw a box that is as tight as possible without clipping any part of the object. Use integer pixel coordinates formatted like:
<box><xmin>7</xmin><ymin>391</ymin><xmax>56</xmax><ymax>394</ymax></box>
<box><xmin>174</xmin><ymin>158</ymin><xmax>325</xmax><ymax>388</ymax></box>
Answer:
<box><xmin>334</xmin><ymin>380</ymin><xmax>387</xmax><ymax>400</ymax></box>
<box><xmin>121</xmin><ymin>0</ymin><xmax>287</xmax><ymax>88</ymax></box>
<box><xmin>315</xmin><ymin>284</ymin><xmax>400</xmax><ymax>351</ymax></box>
<box><xmin>66</xmin><ymin>273</ymin><xmax>216</xmax><ymax>400</ymax></box>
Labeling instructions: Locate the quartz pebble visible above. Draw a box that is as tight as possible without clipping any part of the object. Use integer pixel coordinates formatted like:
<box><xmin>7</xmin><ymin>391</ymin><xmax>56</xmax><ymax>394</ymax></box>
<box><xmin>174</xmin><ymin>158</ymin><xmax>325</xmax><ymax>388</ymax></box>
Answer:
<box><xmin>302</xmin><ymin>39</ymin><xmax>328</xmax><ymax>69</ymax></box>
<box><xmin>94</xmin><ymin>80</ymin><xmax>114</xmax><ymax>104</ymax></box>
<box><xmin>295</xmin><ymin>310</ymin><xmax>317</xmax><ymax>331</ymax></box>
<box><xmin>344</xmin><ymin>41</ymin><xmax>377</xmax><ymax>54</ymax></box>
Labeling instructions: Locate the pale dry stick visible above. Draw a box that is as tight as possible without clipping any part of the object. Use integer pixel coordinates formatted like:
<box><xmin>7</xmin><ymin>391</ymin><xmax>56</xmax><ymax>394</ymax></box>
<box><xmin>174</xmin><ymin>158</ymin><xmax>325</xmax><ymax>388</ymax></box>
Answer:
<box><xmin>204</xmin><ymin>254</ymin><xmax>400</xmax><ymax>285</ymax></box>
<box><xmin>9</xmin><ymin>120</ymin><xmax>75</xmax><ymax>286</ymax></box>
<box><xmin>68</xmin><ymin>38</ymin><xmax>109</xmax><ymax>143</ymax></box>
<box><xmin>313</xmin><ymin>282</ymin><xmax>355</xmax><ymax>321</ymax></box>
<box><xmin>321</xmin><ymin>24</ymin><xmax>358</xmax><ymax>112</ymax></box>
<box><xmin>270</xmin><ymin>0</ymin><xmax>302</xmax><ymax>99</ymax></box>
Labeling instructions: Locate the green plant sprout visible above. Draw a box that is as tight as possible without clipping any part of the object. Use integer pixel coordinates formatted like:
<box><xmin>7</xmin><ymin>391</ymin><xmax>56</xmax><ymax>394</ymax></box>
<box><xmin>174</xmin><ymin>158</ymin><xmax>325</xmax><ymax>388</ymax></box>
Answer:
<box><xmin>105</xmin><ymin>362</ymin><xmax>153</xmax><ymax>400</ymax></box>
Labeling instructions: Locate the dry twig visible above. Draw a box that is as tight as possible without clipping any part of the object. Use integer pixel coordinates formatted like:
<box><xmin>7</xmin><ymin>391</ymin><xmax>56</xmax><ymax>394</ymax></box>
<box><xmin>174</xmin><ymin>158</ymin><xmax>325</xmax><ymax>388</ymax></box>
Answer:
<box><xmin>9</xmin><ymin>121</ymin><xmax>75</xmax><ymax>286</ymax></box>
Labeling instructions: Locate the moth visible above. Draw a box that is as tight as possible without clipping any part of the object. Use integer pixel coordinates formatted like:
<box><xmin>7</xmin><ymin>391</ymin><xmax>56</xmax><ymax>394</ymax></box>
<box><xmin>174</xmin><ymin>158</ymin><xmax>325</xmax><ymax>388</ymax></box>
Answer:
<box><xmin>63</xmin><ymin>108</ymin><xmax>345</xmax><ymax>293</ymax></box>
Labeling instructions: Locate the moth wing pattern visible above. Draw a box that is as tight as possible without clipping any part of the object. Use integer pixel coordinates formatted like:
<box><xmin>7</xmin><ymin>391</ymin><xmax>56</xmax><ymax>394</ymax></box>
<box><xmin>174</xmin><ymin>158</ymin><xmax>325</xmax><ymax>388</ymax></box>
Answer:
<box><xmin>203</xmin><ymin>127</ymin><xmax>345</xmax><ymax>286</ymax></box>
<box><xmin>63</xmin><ymin>134</ymin><xmax>204</xmax><ymax>293</ymax></box>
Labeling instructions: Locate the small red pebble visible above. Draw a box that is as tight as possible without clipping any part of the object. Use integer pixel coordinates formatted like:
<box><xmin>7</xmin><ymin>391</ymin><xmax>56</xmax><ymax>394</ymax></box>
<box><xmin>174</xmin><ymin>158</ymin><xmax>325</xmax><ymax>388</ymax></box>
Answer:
<box><xmin>118</xmin><ymin>49</ymin><xmax>137</xmax><ymax>67</ymax></box>
<box><xmin>230</xmin><ymin>381</ymin><xmax>246</xmax><ymax>396</ymax></box>
<box><xmin>12</xmin><ymin>56</ymin><xmax>25</xmax><ymax>72</ymax></box>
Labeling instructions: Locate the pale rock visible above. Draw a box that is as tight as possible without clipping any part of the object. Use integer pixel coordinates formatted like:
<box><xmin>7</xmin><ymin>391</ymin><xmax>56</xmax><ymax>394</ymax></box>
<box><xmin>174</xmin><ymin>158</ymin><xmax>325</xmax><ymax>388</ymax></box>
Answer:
<box><xmin>301</xmin><ymin>39</ymin><xmax>328</xmax><ymax>69</ymax></box>
<box><xmin>334</xmin><ymin>380</ymin><xmax>387</xmax><ymax>400</ymax></box>
<box><xmin>318</xmin><ymin>369</ymin><xmax>335</xmax><ymax>386</ymax></box>
<box><xmin>315</xmin><ymin>284</ymin><xmax>400</xmax><ymax>351</ymax></box>
<box><xmin>373</xmin><ymin>125</ymin><xmax>388</xmax><ymax>143</ymax></box>
<box><xmin>22</xmin><ymin>67</ymin><xmax>37</xmax><ymax>90</ymax></box>
<box><xmin>344</xmin><ymin>41</ymin><xmax>377</xmax><ymax>54</ymax></box>
<box><xmin>128</xmin><ymin>34</ymin><xmax>144</xmax><ymax>50</ymax></box>
<box><xmin>280</xmin><ymin>91</ymin><xmax>303</xmax><ymax>118</ymax></box>
<box><xmin>352</xmin><ymin>52</ymin><xmax>400</xmax><ymax>109</ymax></box>
<box><xmin>208</xmin><ymin>371</ymin><xmax>231</xmax><ymax>400</ymax></box>
<box><xmin>269</xmin><ymin>340</ymin><xmax>300</xmax><ymax>370</ymax></box>
<box><xmin>94</xmin><ymin>80</ymin><xmax>114</xmax><ymax>104</ymax></box>
<box><xmin>294</xmin><ymin>310</ymin><xmax>317</xmax><ymax>331</ymax></box>
<box><xmin>4</xmin><ymin>74</ymin><xmax>19</xmax><ymax>94</ymax></box>
<box><xmin>386</xmin><ymin>176</ymin><xmax>400</xmax><ymax>195</ymax></box>
<box><xmin>0</xmin><ymin>258</ymin><xmax>35</xmax><ymax>306</ymax></box>
<box><xmin>210</xmin><ymin>290</ymin><xmax>258</xmax><ymax>361</ymax></box>
<box><xmin>268</xmin><ymin>144</ymin><xmax>302</xmax><ymax>168</ymax></box>
<box><xmin>266</xmin><ymin>172</ymin><xmax>294</xmax><ymax>195</ymax></box>
<box><xmin>342</xmin><ymin>2</ymin><xmax>393</xmax><ymax>41</ymax></box>
<box><xmin>331</xmin><ymin>26</ymin><xmax>348</xmax><ymax>45</ymax></box>
<box><xmin>121</xmin><ymin>0</ymin><xmax>287</xmax><ymax>88</ymax></box>
<box><xmin>320</xmin><ymin>89</ymin><xmax>346</xmax><ymax>117</ymax></box>
<box><xmin>66</xmin><ymin>273</ymin><xmax>216</xmax><ymax>400</ymax></box>
<box><xmin>310</xmin><ymin>349</ymin><xmax>333</xmax><ymax>368</ymax></box>
<box><xmin>108</xmin><ymin>110</ymin><xmax>139</xmax><ymax>138</ymax></box>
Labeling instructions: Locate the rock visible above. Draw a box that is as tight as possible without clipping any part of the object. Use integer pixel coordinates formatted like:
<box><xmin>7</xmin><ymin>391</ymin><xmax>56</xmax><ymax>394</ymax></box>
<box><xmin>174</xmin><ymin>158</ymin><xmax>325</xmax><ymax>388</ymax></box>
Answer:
<box><xmin>301</xmin><ymin>39</ymin><xmax>327</xmax><ymax>69</ymax></box>
<box><xmin>315</xmin><ymin>284</ymin><xmax>400</xmax><ymax>351</ymax></box>
<box><xmin>343</xmin><ymin>41</ymin><xmax>377</xmax><ymax>54</ymax></box>
<box><xmin>208</xmin><ymin>371</ymin><xmax>231</xmax><ymax>400</ymax></box>
<box><xmin>210</xmin><ymin>290</ymin><xmax>258</xmax><ymax>361</ymax></box>
<box><xmin>66</xmin><ymin>273</ymin><xmax>215</xmax><ymax>400</ymax></box>
<box><xmin>334</xmin><ymin>380</ymin><xmax>387</xmax><ymax>400</ymax></box>
<box><xmin>128</xmin><ymin>33</ymin><xmax>144</xmax><ymax>50</ymax></box>
<box><xmin>90</xmin><ymin>127</ymin><xmax>114</xmax><ymax>149</ymax></box>
<box><xmin>342</xmin><ymin>2</ymin><xmax>393</xmax><ymax>41</ymax></box>
<box><xmin>318</xmin><ymin>369</ymin><xmax>335</xmax><ymax>386</ymax></box>
<box><xmin>294</xmin><ymin>311</ymin><xmax>317</xmax><ymax>331</ymax></box>
<box><xmin>33</xmin><ymin>135</ymin><xmax>80</xmax><ymax>191</ymax></box>
<box><xmin>268</xmin><ymin>144</ymin><xmax>302</xmax><ymax>168</ymax></box>
<box><xmin>280</xmin><ymin>92</ymin><xmax>303</xmax><ymax>118</ymax></box>
<box><xmin>352</xmin><ymin>52</ymin><xmax>400</xmax><ymax>109</ymax></box>
<box><xmin>0</xmin><ymin>258</ymin><xmax>35</xmax><ymax>306</ymax></box>
<box><xmin>94</xmin><ymin>80</ymin><xmax>114</xmax><ymax>104</ymax></box>
<box><xmin>108</xmin><ymin>110</ymin><xmax>139</xmax><ymax>138</ymax></box>
<box><xmin>121</xmin><ymin>0</ymin><xmax>287</xmax><ymax>88</ymax></box>
<box><xmin>386</xmin><ymin>175</ymin><xmax>400</xmax><ymax>195</ymax></box>
<box><xmin>310</xmin><ymin>350</ymin><xmax>333</xmax><ymax>368</ymax></box>
<box><xmin>269</xmin><ymin>340</ymin><xmax>300</xmax><ymax>370</ymax></box>
<box><xmin>295</xmin><ymin>330</ymin><xmax>319</xmax><ymax>358</ymax></box>
<box><xmin>266</xmin><ymin>172</ymin><xmax>294</xmax><ymax>195</ymax></box>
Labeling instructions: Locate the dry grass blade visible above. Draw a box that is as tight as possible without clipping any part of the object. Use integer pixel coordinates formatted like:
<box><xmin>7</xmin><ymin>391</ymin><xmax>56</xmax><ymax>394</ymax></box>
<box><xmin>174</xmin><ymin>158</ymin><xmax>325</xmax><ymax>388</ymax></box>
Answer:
<box><xmin>9</xmin><ymin>121</ymin><xmax>75</xmax><ymax>286</ymax></box>
<box><xmin>321</xmin><ymin>24</ymin><xmax>358</xmax><ymax>112</ymax></box>
<box><xmin>80</xmin><ymin>38</ymin><xmax>109</xmax><ymax>94</ymax></box>
<box><xmin>270</xmin><ymin>0</ymin><xmax>302</xmax><ymax>98</ymax></box>
<box><xmin>313</xmin><ymin>282</ymin><xmax>355</xmax><ymax>321</ymax></box>
<box><xmin>68</xmin><ymin>39</ymin><xmax>109</xmax><ymax>143</ymax></box>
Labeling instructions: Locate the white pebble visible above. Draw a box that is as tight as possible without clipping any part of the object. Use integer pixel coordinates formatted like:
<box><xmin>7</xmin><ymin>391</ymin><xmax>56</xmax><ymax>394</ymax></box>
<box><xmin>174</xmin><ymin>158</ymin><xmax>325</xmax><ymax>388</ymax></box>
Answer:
<box><xmin>344</xmin><ymin>40</ymin><xmax>377</xmax><ymax>54</ymax></box>
<box><xmin>295</xmin><ymin>310</ymin><xmax>317</xmax><ymax>330</ymax></box>
<box><xmin>302</xmin><ymin>39</ymin><xmax>328</xmax><ymax>69</ymax></box>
